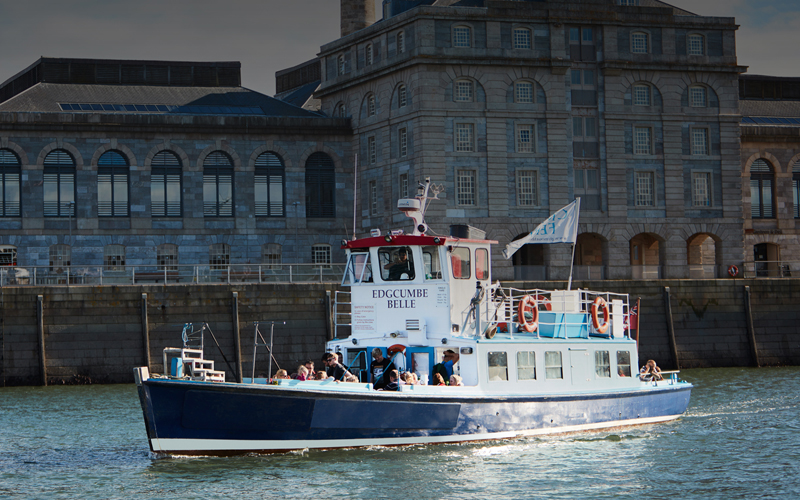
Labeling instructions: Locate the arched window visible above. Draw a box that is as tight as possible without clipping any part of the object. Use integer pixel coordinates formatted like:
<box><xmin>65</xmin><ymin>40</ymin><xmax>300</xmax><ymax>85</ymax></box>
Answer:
<box><xmin>157</xmin><ymin>243</ymin><xmax>178</xmax><ymax>271</ymax></box>
<box><xmin>263</xmin><ymin>243</ymin><xmax>282</xmax><ymax>267</ymax></box>
<box><xmin>97</xmin><ymin>150</ymin><xmax>129</xmax><ymax>217</ymax></box>
<box><xmin>367</xmin><ymin>94</ymin><xmax>376</xmax><ymax>117</ymax></box>
<box><xmin>454</xmin><ymin>79</ymin><xmax>474</xmax><ymax>102</ymax></box>
<box><xmin>336</xmin><ymin>102</ymin><xmax>347</xmax><ymax>118</ymax></box>
<box><xmin>398</xmin><ymin>84</ymin><xmax>408</xmax><ymax>108</ymax></box>
<box><xmin>150</xmin><ymin>151</ymin><xmax>182</xmax><ymax>217</ymax></box>
<box><xmin>513</xmin><ymin>28</ymin><xmax>531</xmax><ymax>49</ymax></box>
<box><xmin>633</xmin><ymin>83</ymin><xmax>652</xmax><ymax>106</ymax></box>
<box><xmin>0</xmin><ymin>149</ymin><xmax>21</xmax><ymax>217</ymax></box>
<box><xmin>203</xmin><ymin>151</ymin><xmax>234</xmax><ymax>217</ymax></box>
<box><xmin>688</xmin><ymin>34</ymin><xmax>705</xmax><ymax>56</ymax></box>
<box><xmin>255</xmin><ymin>152</ymin><xmax>285</xmax><ymax>217</ymax></box>
<box><xmin>209</xmin><ymin>243</ymin><xmax>230</xmax><ymax>270</ymax></box>
<box><xmin>49</xmin><ymin>244</ymin><xmax>71</xmax><ymax>271</ymax></box>
<box><xmin>793</xmin><ymin>163</ymin><xmax>800</xmax><ymax>219</ymax></box>
<box><xmin>750</xmin><ymin>159</ymin><xmax>774</xmax><ymax>219</ymax></box>
<box><xmin>689</xmin><ymin>85</ymin><xmax>708</xmax><ymax>107</ymax></box>
<box><xmin>44</xmin><ymin>150</ymin><xmax>76</xmax><ymax>217</ymax></box>
<box><xmin>365</xmin><ymin>44</ymin><xmax>374</xmax><ymax>65</ymax></box>
<box><xmin>453</xmin><ymin>25</ymin><xmax>472</xmax><ymax>48</ymax></box>
<box><xmin>104</xmin><ymin>244</ymin><xmax>126</xmax><ymax>271</ymax></box>
<box><xmin>305</xmin><ymin>152</ymin><xmax>335</xmax><ymax>218</ymax></box>
<box><xmin>631</xmin><ymin>32</ymin><xmax>649</xmax><ymax>54</ymax></box>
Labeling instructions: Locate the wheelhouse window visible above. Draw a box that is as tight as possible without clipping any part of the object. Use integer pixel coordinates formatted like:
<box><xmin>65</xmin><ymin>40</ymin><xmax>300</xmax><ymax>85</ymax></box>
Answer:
<box><xmin>475</xmin><ymin>248</ymin><xmax>489</xmax><ymax>280</ymax></box>
<box><xmin>450</xmin><ymin>247</ymin><xmax>471</xmax><ymax>279</ymax></box>
<box><xmin>688</xmin><ymin>34</ymin><xmax>705</xmax><ymax>56</ymax></box>
<box><xmin>312</xmin><ymin>244</ymin><xmax>332</xmax><ymax>268</ymax></box>
<box><xmin>453</xmin><ymin>26</ymin><xmax>472</xmax><ymax>47</ymax></box>
<box><xmin>617</xmin><ymin>351</ymin><xmax>632</xmax><ymax>377</ymax></box>
<box><xmin>157</xmin><ymin>243</ymin><xmax>178</xmax><ymax>271</ymax></box>
<box><xmin>750</xmin><ymin>159</ymin><xmax>774</xmax><ymax>219</ymax></box>
<box><xmin>209</xmin><ymin>243</ymin><xmax>230</xmax><ymax>270</ymax></box>
<box><xmin>595</xmin><ymin>350</ymin><xmax>611</xmax><ymax>378</ymax></box>
<box><xmin>97</xmin><ymin>151</ymin><xmax>129</xmax><ymax>217</ymax></box>
<box><xmin>0</xmin><ymin>149</ymin><xmax>21</xmax><ymax>217</ymax></box>
<box><xmin>422</xmin><ymin>245</ymin><xmax>442</xmax><ymax>280</ymax></box>
<box><xmin>255</xmin><ymin>152</ymin><xmax>285</xmax><ymax>217</ymax></box>
<box><xmin>545</xmin><ymin>351</ymin><xmax>563</xmax><ymax>379</ymax></box>
<box><xmin>631</xmin><ymin>32</ymin><xmax>649</xmax><ymax>54</ymax></box>
<box><xmin>305</xmin><ymin>152</ymin><xmax>336</xmax><ymax>218</ymax></box>
<box><xmin>43</xmin><ymin>150</ymin><xmax>76</xmax><ymax>217</ymax></box>
<box><xmin>104</xmin><ymin>244</ymin><xmax>126</xmax><ymax>271</ymax></box>
<box><xmin>343</xmin><ymin>251</ymin><xmax>372</xmax><ymax>285</ymax></box>
<box><xmin>515</xmin><ymin>81</ymin><xmax>533</xmax><ymax>103</ymax></box>
<box><xmin>513</xmin><ymin>28</ymin><xmax>531</xmax><ymax>49</ymax></box>
<box><xmin>487</xmin><ymin>351</ymin><xmax>508</xmax><ymax>381</ymax></box>
<box><xmin>379</xmin><ymin>246</ymin><xmax>415</xmax><ymax>281</ymax></box>
<box><xmin>150</xmin><ymin>151</ymin><xmax>182</xmax><ymax>217</ymax></box>
<box><xmin>203</xmin><ymin>152</ymin><xmax>234</xmax><ymax>217</ymax></box>
<box><xmin>49</xmin><ymin>244</ymin><xmax>70</xmax><ymax>271</ymax></box>
<box><xmin>517</xmin><ymin>351</ymin><xmax>536</xmax><ymax>380</ymax></box>
<box><xmin>456</xmin><ymin>169</ymin><xmax>476</xmax><ymax>205</ymax></box>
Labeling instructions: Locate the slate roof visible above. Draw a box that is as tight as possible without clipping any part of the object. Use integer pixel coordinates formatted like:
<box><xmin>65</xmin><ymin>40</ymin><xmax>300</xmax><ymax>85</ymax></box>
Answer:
<box><xmin>740</xmin><ymin>100</ymin><xmax>800</xmax><ymax>118</ymax></box>
<box><xmin>0</xmin><ymin>82</ymin><xmax>321</xmax><ymax>118</ymax></box>
<box><xmin>274</xmin><ymin>80</ymin><xmax>321</xmax><ymax>111</ymax></box>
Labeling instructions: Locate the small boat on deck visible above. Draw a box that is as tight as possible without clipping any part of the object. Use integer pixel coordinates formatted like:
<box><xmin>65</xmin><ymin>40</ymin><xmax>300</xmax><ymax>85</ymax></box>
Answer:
<box><xmin>133</xmin><ymin>179</ymin><xmax>691</xmax><ymax>455</ymax></box>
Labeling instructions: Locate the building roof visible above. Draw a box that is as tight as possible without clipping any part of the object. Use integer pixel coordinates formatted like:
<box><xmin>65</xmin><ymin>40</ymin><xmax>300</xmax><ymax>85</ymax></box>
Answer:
<box><xmin>740</xmin><ymin>100</ymin><xmax>800</xmax><ymax>119</ymax></box>
<box><xmin>0</xmin><ymin>82</ymin><xmax>321</xmax><ymax>118</ymax></box>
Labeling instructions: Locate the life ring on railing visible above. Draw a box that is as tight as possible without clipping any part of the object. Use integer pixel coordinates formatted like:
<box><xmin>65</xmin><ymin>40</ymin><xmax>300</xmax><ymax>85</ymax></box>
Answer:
<box><xmin>518</xmin><ymin>295</ymin><xmax>540</xmax><ymax>333</ymax></box>
<box><xmin>532</xmin><ymin>294</ymin><xmax>553</xmax><ymax>311</ymax></box>
<box><xmin>728</xmin><ymin>265</ymin><xmax>739</xmax><ymax>278</ymax></box>
<box><xmin>387</xmin><ymin>344</ymin><xmax>406</xmax><ymax>356</ymax></box>
<box><xmin>591</xmin><ymin>297</ymin><xmax>610</xmax><ymax>334</ymax></box>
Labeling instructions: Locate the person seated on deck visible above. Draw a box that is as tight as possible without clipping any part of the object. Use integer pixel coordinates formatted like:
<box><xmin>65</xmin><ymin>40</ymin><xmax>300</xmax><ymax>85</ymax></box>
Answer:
<box><xmin>343</xmin><ymin>373</ymin><xmax>359</xmax><ymax>383</ymax></box>
<box><xmin>449</xmin><ymin>375</ymin><xmax>464</xmax><ymax>386</ymax></box>
<box><xmin>433</xmin><ymin>373</ymin><xmax>446</xmax><ymax>386</ymax></box>
<box><xmin>639</xmin><ymin>359</ymin><xmax>663</xmax><ymax>381</ymax></box>
<box><xmin>304</xmin><ymin>360</ymin><xmax>315</xmax><ymax>379</ymax></box>
<box><xmin>323</xmin><ymin>352</ymin><xmax>353</xmax><ymax>381</ymax></box>
<box><xmin>314</xmin><ymin>371</ymin><xmax>328</xmax><ymax>381</ymax></box>
<box><xmin>274</xmin><ymin>369</ymin><xmax>290</xmax><ymax>380</ymax></box>
<box><xmin>382</xmin><ymin>370</ymin><xmax>400</xmax><ymax>391</ymax></box>
<box><xmin>297</xmin><ymin>365</ymin><xmax>309</xmax><ymax>381</ymax></box>
<box><xmin>370</xmin><ymin>347</ymin><xmax>394</xmax><ymax>389</ymax></box>
<box><xmin>384</xmin><ymin>248</ymin><xmax>415</xmax><ymax>280</ymax></box>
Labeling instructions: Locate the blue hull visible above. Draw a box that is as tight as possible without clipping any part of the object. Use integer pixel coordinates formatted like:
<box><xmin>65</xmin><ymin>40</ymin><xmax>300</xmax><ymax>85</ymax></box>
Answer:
<box><xmin>136</xmin><ymin>379</ymin><xmax>692</xmax><ymax>455</ymax></box>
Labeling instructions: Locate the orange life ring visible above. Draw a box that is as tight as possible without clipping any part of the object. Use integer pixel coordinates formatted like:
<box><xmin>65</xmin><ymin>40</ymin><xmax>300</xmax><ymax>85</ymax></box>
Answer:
<box><xmin>727</xmin><ymin>265</ymin><xmax>739</xmax><ymax>278</ymax></box>
<box><xmin>591</xmin><ymin>297</ymin><xmax>610</xmax><ymax>334</ymax></box>
<box><xmin>518</xmin><ymin>295</ymin><xmax>539</xmax><ymax>333</ymax></box>
<box><xmin>387</xmin><ymin>344</ymin><xmax>406</xmax><ymax>356</ymax></box>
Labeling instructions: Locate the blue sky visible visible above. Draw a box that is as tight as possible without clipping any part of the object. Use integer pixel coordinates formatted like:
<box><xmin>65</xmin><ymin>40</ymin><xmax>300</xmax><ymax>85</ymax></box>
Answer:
<box><xmin>0</xmin><ymin>0</ymin><xmax>797</xmax><ymax>96</ymax></box>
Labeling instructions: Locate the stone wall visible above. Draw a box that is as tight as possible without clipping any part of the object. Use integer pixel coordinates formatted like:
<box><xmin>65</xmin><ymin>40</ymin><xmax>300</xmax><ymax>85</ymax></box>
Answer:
<box><xmin>1</xmin><ymin>279</ymin><xmax>798</xmax><ymax>386</ymax></box>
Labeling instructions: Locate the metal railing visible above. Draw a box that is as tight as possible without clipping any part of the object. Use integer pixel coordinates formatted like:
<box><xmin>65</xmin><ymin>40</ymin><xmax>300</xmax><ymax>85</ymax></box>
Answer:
<box><xmin>740</xmin><ymin>261</ymin><xmax>797</xmax><ymax>278</ymax></box>
<box><xmin>0</xmin><ymin>263</ymin><xmax>346</xmax><ymax>286</ymax></box>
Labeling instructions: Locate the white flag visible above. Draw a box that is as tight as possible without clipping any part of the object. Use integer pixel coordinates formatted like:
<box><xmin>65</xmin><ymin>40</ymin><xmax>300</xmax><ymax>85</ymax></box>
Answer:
<box><xmin>503</xmin><ymin>198</ymin><xmax>581</xmax><ymax>259</ymax></box>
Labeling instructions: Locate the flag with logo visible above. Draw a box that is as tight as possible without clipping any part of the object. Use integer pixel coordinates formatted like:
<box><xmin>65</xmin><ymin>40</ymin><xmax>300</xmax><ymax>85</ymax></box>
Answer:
<box><xmin>503</xmin><ymin>198</ymin><xmax>581</xmax><ymax>259</ymax></box>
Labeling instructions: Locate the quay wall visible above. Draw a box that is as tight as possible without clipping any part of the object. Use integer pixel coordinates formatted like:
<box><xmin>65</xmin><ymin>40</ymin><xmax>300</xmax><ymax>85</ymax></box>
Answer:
<box><xmin>0</xmin><ymin>279</ymin><xmax>798</xmax><ymax>386</ymax></box>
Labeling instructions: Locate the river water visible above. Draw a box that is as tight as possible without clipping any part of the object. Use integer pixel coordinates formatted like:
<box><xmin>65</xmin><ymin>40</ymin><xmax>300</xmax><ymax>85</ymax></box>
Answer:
<box><xmin>1</xmin><ymin>367</ymin><xmax>798</xmax><ymax>499</ymax></box>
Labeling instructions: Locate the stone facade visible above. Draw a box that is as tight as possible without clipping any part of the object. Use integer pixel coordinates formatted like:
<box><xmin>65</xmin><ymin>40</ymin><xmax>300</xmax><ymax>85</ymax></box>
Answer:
<box><xmin>315</xmin><ymin>0</ymin><xmax>746</xmax><ymax>281</ymax></box>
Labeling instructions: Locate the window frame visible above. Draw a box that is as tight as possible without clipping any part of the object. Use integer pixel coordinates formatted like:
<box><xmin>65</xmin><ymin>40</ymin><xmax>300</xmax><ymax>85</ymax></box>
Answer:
<box><xmin>103</xmin><ymin>244</ymin><xmax>126</xmax><ymax>271</ymax></box>
<box><xmin>399</xmin><ymin>127</ymin><xmax>408</xmax><ymax>157</ymax></box>
<box><xmin>203</xmin><ymin>151</ymin><xmax>235</xmax><ymax>218</ymax></box>
<box><xmin>574</xmin><ymin>165</ymin><xmax>600</xmax><ymax>210</ymax></box>
<box><xmin>487</xmin><ymin>351</ymin><xmax>509</xmax><ymax>382</ymax></box>
<box><xmin>793</xmin><ymin>165</ymin><xmax>800</xmax><ymax>219</ymax></box>
<box><xmin>617</xmin><ymin>351</ymin><xmax>632</xmax><ymax>377</ymax></box>
<box><xmin>368</xmin><ymin>135</ymin><xmax>377</xmax><ymax>164</ymax></box>
<box><xmin>635</xmin><ymin>171</ymin><xmax>656</xmax><ymax>207</ymax></box>
<box><xmin>450</xmin><ymin>246</ymin><xmax>471</xmax><ymax>279</ymax></box>
<box><xmin>150</xmin><ymin>150</ymin><xmax>182</xmax><ymax>218</ymax></box>
<box><xmin>633</xmin><ymin>125</ymin><xmax>653</xmax><ymax>155</ymax></box>
<box><xmin>516</xmin><ymin>351</ymin><xmax>537</xmax><ymax>381</ymax></box>
<box><xmin>456</xmin><ymin>169</ymin><xmax>477</xmax><ymax>206</ymax></box>
<box><xmin>0</xmin><ymin>149</ymin><xmax>21</xmax><ymax>218</ymax></box>
<box><xmin>399</xmin><ymin>172</ymin><xmax>410</xmax><ymax>199</ymax></box>
<box><xmin>750</xmin><ymin>159</ymin><xmax>775</xmax><ymax>219</ymax></box>
<box><xmin>453</xmin><ymin>25</ymin><xmax>472</xmax><ymax>48</ymax></box>
<box><xmin>97</xmin><ymin>150</ymin><xmax>130</xmax><ymax>218</ymax></box>
<box><xmin>209</xmin><ymin>243</ymin><xmax>230</xmax><ymax>270</ymax></box>
<box><xmin>516</xmin><ymin>169</ymin><xmax>539</xmax><ymax>207</ymax></box>
<box><xmin>631</xmin><ymin>31</ymin><xmax>650</xmax><ymax>54</ymax></box>
<box><xmin>367</xmin><ymin>94</ymin><xmax>376</xmax><ymax>117</ymax></box>
<box><xmin>513</xmin><ymin>27</ymin><xmax>532</xmax><ymax>49</ymax></box>
<box><xmin>43</xmin><ymin>150</ymin><xmax>77</xmax><ymax>218</ymax></box>
<box><xmin>455</xmin><ymin>123</ymin><xmax>475</xmax><ymax>153</ymax></box>
<box><xmin>398</xmin><ymin>84</ymin><xmax>407</xmax><ymax>108</ymax></box>
<box><xmin>312</xmin><ymin>244</ymin><xmax>332</xmax><ymax>268</ymax></box>
<box><xmin>369</xmin><ymin>179</ymin><xmax>378</xmax><ymax>216</ymax></box>
<box><xmin>454</xmin><ymin>79</ymin><xmax>474</xmax><ymax>103</ymax></box>
<box><xmin>254</xmin><ymin>151</ymin><xmax>286</xmax><ymax>218</ymax></box>
<box><xmin>692</xmin><ymin>171</ymin><xmax>712</xmax><ymax>207</ymax></box>
<box><xmin>397</xmin><ymin>31</ymin><xmax>405</xmax><ymax>54</ymax></box>
<box><xmin>365</xmin><ymin>43</ymin><xmax>374</xmax><ymax>65</ymax></box>
<box><xmin>305</xmin><ymin>152</ymin><xmax>336</xmax><ymax>219</ymax></box>
<box><xmin>545</xmin><ymin>351</ymin><xmax>563</xmax><ymax>380</ymax></box>
<box><xmin>338</xmin><ymin>54</ymin><xmax>346</xmax><ymax>75</ymax></box>
<box><xmin>157</xmin><ymin>243</ymin><xmax>178</xmax><ymax>271</ymax></box>
<box><xmin>263</xmin><ymin>243</ymin><xmax>282</xmax><ymax>268</ymax></box>
<box><xmin>688</xmin><ymin>33</ymin><xmax>706</xmax><ymax>56</ymax></box>
<box><xmin>689</xmin><ymin>85</ymin><xmax>708</xmax><ymax>108</ymax></box>
<box><xmin>594</xmin><ymin>350</ymin><xmax>611</xmax><ymax>378</ymax></box>
<box><xmin>515</xmin><ymin>81</ymin><xmax>534</xmax><ymax>104</ymax></box>
<box><xmin>633</xmin><ymin>84</ymin><xmax>652</xmax><ymax>106</ymax></box>
<box><xmin>691</xmin><ymin>127</ymin><xmax>710</xmax><ymax>156</ymax></box>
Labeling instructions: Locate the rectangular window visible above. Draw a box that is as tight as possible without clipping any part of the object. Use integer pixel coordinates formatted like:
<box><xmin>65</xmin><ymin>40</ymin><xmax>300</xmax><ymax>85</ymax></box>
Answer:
<box><xmin>571</xmin><ymin>69</ymin><xmax>582</xmax><ymax>86</ymax></box>
<box><xmin>517</xmin><ymin>351</ymin><xmax>536</xmax><ymax>380</ymax></box>
<box><xmin>338</xmin><ymin>54</ymin><xmax>346</xmax><ymax>75</ymax></box>
<box><xmin>633</xmin><ymin>85</ymin><xmax>651</xmax><ymax>106</ymax></box>
<box><xmin>582</xmin><ymin>28</ymin><xmax>593</xmax><ymax>43</ymax></box>
<box><xmin>97</xmin><ymin>169</ymin><xmax>129</xmax><ymax>217</ymax></box>
<box><xmin>595</xmin><ymin>351</ymin><xmax>611</xmax><ymax>378</ymax></box>
<box><xmin>794</xmin><ymin>177</ymin><xmax>800</xmax><ymax>219</ymax></box>
<box><xmin>617</xmin><ymin>351</ymin><xmax>632</xmax><ymax>377</ymax></box>
<box><xmin>517</xmin><ymin>170</ymin><xmax>538</xmax><ymax>206</ymax></box>
<box><xmin>312</xmin><ymin>245</ymin><xmax>331</xmax><ymax>267</ymax></box>
<box><xmin>475</xmin><ymin>248</ymin><xmax>489</xmax><ymax>280</ymax></box>
<box><xmin>369</xmin><ymin>180</ymin><xmax>378</xmax><ymax>216</ymax></box>
<box><xmin>488</xmin><ymin>352</ymin><xmax>508</xmax><ymax>381</ymax></box>
<box><xmin>513</xmin><ymin>28</ymin><xmax>531</xmax><ymax>49</ymax></box>
<box><xmin>368</xmin><ymin>136</ymin><xmax>377</xmax><ymax>164</ymax></box>
<box><xmin>151</xmin><ymin>170</ymin><xmax>181</xmax><ymax>217</ymax></box>
<box><xmin>209</xmin><ymin>243</ymin><xmax>230</xmax><ymax>270</ymax></box>
<box><xmin>203</xmin><ymin>169</ymin><xmax>234</xmax><ymax>217</ymax></box>
<box><xmin>690</xmin><ymin>87</ymin><xmax>707</xmax><ymax>107</ymax></box>
<box><xmin>254</xmin><ymin>171</ymin><xmax>284</xmax><ymax>217</ymax></box>
<box><xmin>634</xmin><ymin>126</ymin><xmax>652</xmax><ymax>155</ymax></box>
<box><xmin>453</xmin><ymin>26</ymin><xmax>471</xmax><ymax>47</ymax></box>
<box><xmin>400</xmin><ymin>173</ymin><xmax>409</xmax><ymax>199</ymax></box>
<box><xmin>688</xmin><ymin>34</ymin><xmax>705</xmax><ymax>56</ymax></box>
<box><xmin>515</xmin><ymin>82</ymin><xmax>533</xmax><ymax>103</ymax></box>
<box><xmin>545</xmin><ymin>351</ymin><xmax>563</xmax><ymax>379</ymax></box>
<box><xmin>451</xmin><ymin>247</ymin><xmax>471</xmax><ymax>279</ymax></box>
<box><xmin>0</xmin><ymin>170</ymin><xmax>20</xmax><ymax>218</ymax></box>
<box><xmin>456</xmin><ymin>170</ymin><xmax>476</xmax><ymax>206</ymax></box>
<box><xmin>455</xmin><ymin>123</ymin><xmax>474</xmax><ymax>152</ymax></box>
<box><xmin>365</xmin><ymin>44</ymin><xmax>373</xmax><ymax>65</ymax></box>
<box><xmin>157</xmin><ymin>245</ymin><xmax>178</xmax><ymax>271</ymax></box>
<box><xmin>692</xmin><ymin>128</ymin><xmax>709</xmax><ymax>156</ymax></box>
<box><xmin>635</xmin><ymin>171</ymin><xmax>655</xmax><ymax>207</ymax></box>
<box><xmin>751</xmin><ymin>178</ymin><xmax>773</xmax><ymax>219</ymax></box>
<box><xmin>631</xmin><ymin>32</ymin><xmax>649</xmax><ymax>53</ymax></box>
<box><xmin>455</xmin><ymin>81</ymin><xmax>473</xmax><ymax>102</ymax></box>
<box><xmin>43</xmin><ymin>169</ymin><xmax>75</xmax><ymax>217</ymax></box>
<box><xmin>104</xmin><ymin>245</ymin><xmax>126</xmax><ymax>271</ymax></box>
<box><xmin>397</xmin><ymin>31</ymin><xmax>405</xmax><ymax>53</ymax></box>
<box><xmin>574</xmin><ymin>168</ymin><xmax>600</xmax><ymax>210</ymax></box>
<box><xmin>516</xmin><ymin>124</ymin><xmax>535</xmax><ymax>153</ymax></box>
<box><xmin>399</xmin><ymin>128</ymin><xmax>408</xmax><ymax>157</ymax></box>
<box><xmin>693</xmin><ymin>172</ymin><xmax>711</xmax><ymax>207</ymax></box>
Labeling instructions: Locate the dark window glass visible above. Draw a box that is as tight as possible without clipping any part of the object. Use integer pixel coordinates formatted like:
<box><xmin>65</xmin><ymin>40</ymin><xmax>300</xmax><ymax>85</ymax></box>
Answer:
<box><xmin>750</xmin><ymin>159</ymin><xmax>774</xmax><ymax>219</ymax></box>
<box><xmin>203</xmin><ymin>152</ymin><xmax>234</xmax><ymax>217</ymax></box>
<box><xmin>43</xmin><ymin>150</ymin><xmax>76</xmax><ymax>217</ymax></box>
<box><xmin>0</xmin><ymin>150</ymin><xmax>21</xmax><ymax>217</ymax></box>
<box><xmin>305</xmin><ymin>152</ymin><xmax>335</xmax><ymax>218</ymax></box>
<box><xmin>793</xmin><ymin>167</ymin><xmax>800</xmax><ymax>219</ymax></box>
<box><xmin>150</xmin><ymin>151</ymin><xmax>182</xmax><ymax>217</ymax></box>
<box><xmin>97</xmin><ymin>150</ymin><xmax>129</xmax><ymax>217</ymax></box>
<box><xmin>255</xmin><ymin>152</ymin><xmax>285</xmax><ymax>217</ymax></box>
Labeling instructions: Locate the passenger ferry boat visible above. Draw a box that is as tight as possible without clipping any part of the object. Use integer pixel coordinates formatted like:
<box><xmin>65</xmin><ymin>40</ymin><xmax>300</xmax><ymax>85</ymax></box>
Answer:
<box><xmin>133</xmin><ymin>179</ymin><xmax>692</xmax><ymax>455</ymax></box>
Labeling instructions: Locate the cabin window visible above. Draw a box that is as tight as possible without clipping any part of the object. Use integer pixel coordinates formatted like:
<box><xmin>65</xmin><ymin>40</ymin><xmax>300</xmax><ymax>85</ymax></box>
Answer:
<box><xmin>545</xmin><ymin>351</ymin><xmax>563</xmax><ymax>379</ymax></box>
<box><xmin>617</xmin><ymin>351</ymin><xmax>632</xmax><ymax>377</ymax></box>
<box><xmin>343</xmin><ymin>251</ymin><xmax>372</xmax><ymax>285</ymax></box>
<box><xmin>488</xmin><ymin>351</ymin><xmax>508</xmax><ymax>381</ymax></box>
<box><xmin>422</xmin><ymin>246</ymin><xmax>442</xmax><ymax>280</ymax></box>
<box><xmin>595</xmin><ymin>351</ymin><xmax>611</xmax><ymax>378</ymax></box>
<box><xmin>379</xmin><ymin>246</ymin><xmax>415</xmax><ymax>281</ymax></box>
<box><xmin>451</xmin><ymin>247</ymin><xmax>471</xmax><ymax>279</ymax></box>
<box><xmin>475</xmin><ymin>248</ymin><xmax>489</xmax><ymax>280</ymax></box>
<box><xmin>517</xmin><ymin>351</ymin><xmax>536</xmax><ymax>380</ymax></box>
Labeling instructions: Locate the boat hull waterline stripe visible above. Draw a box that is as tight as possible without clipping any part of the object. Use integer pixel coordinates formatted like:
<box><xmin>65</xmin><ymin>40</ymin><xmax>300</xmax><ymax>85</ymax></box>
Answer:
<box><xmin>151</xmin><ymin>414</ymin><xmax>680</xmax><ymax>453</ymax></box>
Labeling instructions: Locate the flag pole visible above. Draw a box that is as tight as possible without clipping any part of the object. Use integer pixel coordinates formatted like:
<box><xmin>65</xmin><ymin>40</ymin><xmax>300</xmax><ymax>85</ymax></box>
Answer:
<box><xmin>567</xmin><ymin>242</ymin><xmax>576</xmax><ymax>291</ymax></box>
<box><xmin>567</xmin><ymin>197</ymin><xmax>580</xmax><ymax>291</ymax></box>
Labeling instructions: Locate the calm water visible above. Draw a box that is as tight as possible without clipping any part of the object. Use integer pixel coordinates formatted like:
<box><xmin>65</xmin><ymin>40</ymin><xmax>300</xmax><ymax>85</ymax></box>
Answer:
<box><xmin>1</xmin><ymin>367</ymin><xmax>798</xmax><ymax>499</ymax></box>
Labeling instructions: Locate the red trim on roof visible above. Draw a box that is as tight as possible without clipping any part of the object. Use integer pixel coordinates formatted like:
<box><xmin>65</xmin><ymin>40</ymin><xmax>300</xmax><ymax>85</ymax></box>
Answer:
<box><xmin>341</xmin><ymin>235</ymin><xmax>497</xmax><ymax>249</ymax></box>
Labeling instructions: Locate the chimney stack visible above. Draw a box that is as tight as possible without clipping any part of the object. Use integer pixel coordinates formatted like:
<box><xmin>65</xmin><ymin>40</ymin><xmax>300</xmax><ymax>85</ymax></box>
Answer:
<box><xmin>341</xmin><ymin>0</ymin><xmax>376</xmax><ymax>37</ymax></box>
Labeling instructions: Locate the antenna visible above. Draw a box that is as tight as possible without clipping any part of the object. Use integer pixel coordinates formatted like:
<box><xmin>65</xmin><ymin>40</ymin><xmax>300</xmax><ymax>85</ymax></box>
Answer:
<box><xmin>397</xmin><ymin>177</ymin><xmax>443</xmax><ymax>235</ymax></box>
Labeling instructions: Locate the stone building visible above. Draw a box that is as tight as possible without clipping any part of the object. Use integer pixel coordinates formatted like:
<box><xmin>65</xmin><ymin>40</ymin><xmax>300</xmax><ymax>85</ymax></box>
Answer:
<box><xmin>306</xmin><ymin>0</ymin><xmax>745</xmax><ymax>281</ymax></box>
<box><xmin>0</xmin><ymin>58</ymin><xmax>352</xmax><ymax>275</ymax></box>
<box><xmin>739</xmin><ymin>75</ymin><xmax>800</xmax><ymax>277</ymax></box>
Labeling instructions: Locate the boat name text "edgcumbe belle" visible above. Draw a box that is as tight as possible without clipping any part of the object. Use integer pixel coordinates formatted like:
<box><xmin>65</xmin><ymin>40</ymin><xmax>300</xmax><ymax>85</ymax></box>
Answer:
<box><xmin>372</xmin><ymin>288</ymin><xmax>429</xmax><ymax>308</ymax></box>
